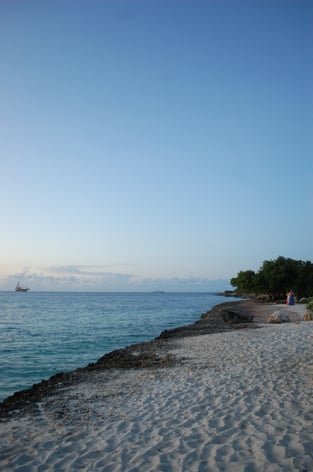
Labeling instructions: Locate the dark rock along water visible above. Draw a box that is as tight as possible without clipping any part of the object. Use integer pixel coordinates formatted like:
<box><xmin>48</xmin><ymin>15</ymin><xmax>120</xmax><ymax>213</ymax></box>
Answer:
<box><xmin>0</xmin><ymin>291</ymin><xmax>237</xmax><ymax>401</ymax></box>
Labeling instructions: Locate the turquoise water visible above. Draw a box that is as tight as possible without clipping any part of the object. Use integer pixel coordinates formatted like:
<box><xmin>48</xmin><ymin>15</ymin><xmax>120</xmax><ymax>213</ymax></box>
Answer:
<box><xmin>0</xmin><ymin>291</ymin><xmax>236</xmax><ymax>401</ymax></box>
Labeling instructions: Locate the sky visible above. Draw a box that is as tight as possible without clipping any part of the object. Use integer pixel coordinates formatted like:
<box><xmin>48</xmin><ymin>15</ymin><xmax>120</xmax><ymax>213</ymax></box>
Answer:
<box><xmin>1</xmin><ymin>0</ymin><xmax>312</xmax><ymax>292</ymax></box>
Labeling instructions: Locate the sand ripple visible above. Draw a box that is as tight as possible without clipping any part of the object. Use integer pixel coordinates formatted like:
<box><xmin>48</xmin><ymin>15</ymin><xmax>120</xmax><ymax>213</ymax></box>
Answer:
<box><xmin>1</xmin><ymin>322</ymin><xmax>313</xmax><ymax>471</ymax></box>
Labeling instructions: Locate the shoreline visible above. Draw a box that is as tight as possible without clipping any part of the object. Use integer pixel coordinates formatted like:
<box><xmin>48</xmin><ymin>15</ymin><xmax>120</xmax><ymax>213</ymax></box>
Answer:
<box><xmin>0</xmin><ymin>299</ymin><xmax>307</xmax><ymax>418</ymax></box>
<box><xmin>0</xmin><ymin>298</ymin><xmax>256</xmax><ymax>416</ymax></box>
<box><xmin>1</xmin><ymin>300</ymin><xmax>312</xmax><ymax>471</ymax></box>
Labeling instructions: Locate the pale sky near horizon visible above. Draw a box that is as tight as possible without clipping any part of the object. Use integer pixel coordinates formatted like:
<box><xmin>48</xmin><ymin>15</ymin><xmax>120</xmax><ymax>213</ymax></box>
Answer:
<box><xmin>1</xmin><ymin>0</ymin><xmax>312</xmax><ymax>291</ymax></box>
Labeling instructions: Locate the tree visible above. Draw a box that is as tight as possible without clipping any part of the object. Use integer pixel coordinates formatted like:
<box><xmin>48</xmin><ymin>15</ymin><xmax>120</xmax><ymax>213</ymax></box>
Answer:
<box><xmin>231</xmin><ymin>256</ymin><xmax>313</xmax><ymax>300</ymax></box>
<box><xmin>294</xmin><ymin>260</ymin><xmax>313</xmax><ymax>298</ymax></box>
<box><xmin>230</xmin><ymin>270</ymin><xmax>256</xmax><ymax>293</ymax></box>
<box><xmin>258</xmin><ymin>256</ymin><xmax>298</xmax><ymax>299</ymax></box>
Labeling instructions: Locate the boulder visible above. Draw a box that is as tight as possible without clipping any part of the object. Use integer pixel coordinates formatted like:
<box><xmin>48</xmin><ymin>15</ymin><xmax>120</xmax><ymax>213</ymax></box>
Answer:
<box><xmin>268</xmin><ymin>310</ymin><xmax>290</xmax><ymax>323</ymax></box>
<box><xmin>221</xmin><ymin>310</ymin><xmax>254</xmax><ymax>323</ymax></box>
<box><xmin>303</xmin><ymin>311</ymin><xmax>313</xmax><ymax>321</ymax></box>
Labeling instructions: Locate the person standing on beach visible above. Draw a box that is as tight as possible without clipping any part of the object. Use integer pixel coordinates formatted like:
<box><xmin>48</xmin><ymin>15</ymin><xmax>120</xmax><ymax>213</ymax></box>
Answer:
<box><xmin>286</xmin><ymin>290</ymin><xmax>295</xmax><ymax>305</ymax></box>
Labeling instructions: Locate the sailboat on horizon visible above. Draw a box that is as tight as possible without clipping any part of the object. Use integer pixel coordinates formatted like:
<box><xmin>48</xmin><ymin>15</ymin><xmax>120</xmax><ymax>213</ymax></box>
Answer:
<box><xmin>15</xmin><ymin>282</ymin><xmax>30</xmax><ymax>292</ymax></box>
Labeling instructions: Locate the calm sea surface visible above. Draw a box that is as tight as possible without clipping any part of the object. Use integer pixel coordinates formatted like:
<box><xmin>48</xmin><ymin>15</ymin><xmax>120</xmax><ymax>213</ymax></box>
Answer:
<box><xmin>0</xmin><ymin>291</ymin><xmax>237</xmax><ymax>401</ymax></box>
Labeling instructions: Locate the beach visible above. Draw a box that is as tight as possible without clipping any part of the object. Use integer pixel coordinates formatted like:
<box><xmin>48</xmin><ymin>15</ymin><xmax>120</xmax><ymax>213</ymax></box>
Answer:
<box><xmin>1</xmin><ymin>301</ymin><xmax>313</xmax><ymax>471</ymax></box>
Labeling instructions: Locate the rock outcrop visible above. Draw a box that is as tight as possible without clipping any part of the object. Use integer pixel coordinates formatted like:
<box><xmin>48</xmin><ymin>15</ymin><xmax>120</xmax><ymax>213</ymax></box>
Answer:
<box><xmin>221</xmin><ymin>310</ymin><xmax>254</xmax><ymax>323</ymax></box>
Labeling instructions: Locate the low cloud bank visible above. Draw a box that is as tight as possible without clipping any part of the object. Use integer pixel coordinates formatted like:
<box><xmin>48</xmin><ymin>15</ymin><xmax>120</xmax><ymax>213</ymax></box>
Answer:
<box><xmin>2</xmin><ymin>266</ymin><xmax>232</xmax><ymax>292</ymax></box>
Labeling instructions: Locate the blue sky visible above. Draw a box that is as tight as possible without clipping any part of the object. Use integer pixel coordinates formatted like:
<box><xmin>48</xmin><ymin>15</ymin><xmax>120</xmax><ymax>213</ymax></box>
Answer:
<box><xmin>1</xmin><ymin>0</ymin><xmax>312</xmax><ymax>291</ymax></box>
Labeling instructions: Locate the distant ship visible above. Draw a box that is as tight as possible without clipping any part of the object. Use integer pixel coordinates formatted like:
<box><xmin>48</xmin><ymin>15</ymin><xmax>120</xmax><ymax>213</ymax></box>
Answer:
<box><xmin>15</xmin><ymin>282</ymin><xmax>30</xmax><ymax>292</ymax></box>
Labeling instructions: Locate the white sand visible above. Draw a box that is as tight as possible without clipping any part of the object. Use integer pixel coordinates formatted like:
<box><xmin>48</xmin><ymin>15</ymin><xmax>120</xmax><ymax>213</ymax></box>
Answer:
<box><xmin>1</xmin><ymin>318</ymin><xmax>313</xmax><ymax>471</ymax></box>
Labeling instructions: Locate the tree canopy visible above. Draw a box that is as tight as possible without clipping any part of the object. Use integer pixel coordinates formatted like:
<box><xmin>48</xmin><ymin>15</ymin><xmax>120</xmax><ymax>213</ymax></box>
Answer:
<box><xmin>230</xmin><ymin>256</ymin><xmax>313</xmax><ymax>300</ymax></box>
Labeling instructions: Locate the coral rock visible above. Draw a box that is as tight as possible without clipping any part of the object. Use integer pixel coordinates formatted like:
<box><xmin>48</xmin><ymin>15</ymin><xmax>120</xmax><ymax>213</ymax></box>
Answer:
<box><xmin>268</xmin><ymin>311</ymin><xmax>290</xmax><ymax>323</ymax></box>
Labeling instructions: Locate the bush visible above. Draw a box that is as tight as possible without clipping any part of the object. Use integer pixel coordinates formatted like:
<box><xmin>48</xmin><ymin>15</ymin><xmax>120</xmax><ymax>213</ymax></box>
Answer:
<box><xmin>306</xmin><ymin>299</ymin><xmax>313</xmax><ymax>312</ymax></box>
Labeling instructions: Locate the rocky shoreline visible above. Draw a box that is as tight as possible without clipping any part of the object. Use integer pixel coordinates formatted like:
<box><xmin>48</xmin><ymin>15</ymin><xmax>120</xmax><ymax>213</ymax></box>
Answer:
<box><xmin>0</xmin><ymin>299</ymin><xmax>295</xmax><ymax>419</ymax></box>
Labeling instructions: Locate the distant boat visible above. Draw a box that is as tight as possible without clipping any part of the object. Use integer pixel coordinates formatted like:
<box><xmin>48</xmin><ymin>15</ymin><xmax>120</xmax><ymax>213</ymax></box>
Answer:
<box><xmin>15</xmin><ymin>282</ymin><xmax>30</xmax><ymax>292</ymax></box>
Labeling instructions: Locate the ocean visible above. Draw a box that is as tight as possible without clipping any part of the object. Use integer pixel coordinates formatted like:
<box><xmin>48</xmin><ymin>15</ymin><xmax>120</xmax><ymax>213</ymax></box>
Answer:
<box><xmin>0</xmin><ymin>291</ymin><xmax>237</xmax><ymax>402</ymax></box>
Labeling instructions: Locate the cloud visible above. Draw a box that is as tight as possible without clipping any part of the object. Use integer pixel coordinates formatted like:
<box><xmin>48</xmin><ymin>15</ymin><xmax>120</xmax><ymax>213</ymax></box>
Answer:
<box><xmin>2</xmin><ymin>266</ymin><xmax>232</xmax><ymax>292</ymax></box>
<box><xmin>46</xmin><ymin>265</ymin><xmax>132</xmax><ymax>278</ymax></box>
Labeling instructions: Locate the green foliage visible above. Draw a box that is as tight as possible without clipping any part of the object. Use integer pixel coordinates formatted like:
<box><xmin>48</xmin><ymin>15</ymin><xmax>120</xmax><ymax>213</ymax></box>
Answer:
<box><xmin>307</xmin><ymin>299</ymin><xmax>313</xmax><ymax>312</ymax></box>
<box><xmin>230</xmin><ymin>270</ymin><xmax>256</xmax><ymax>293</ymax></box>
<box><xmin>231</xmin><ymin>256</ymin><xmax>313</xmax><ymax>300</ymax></box>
